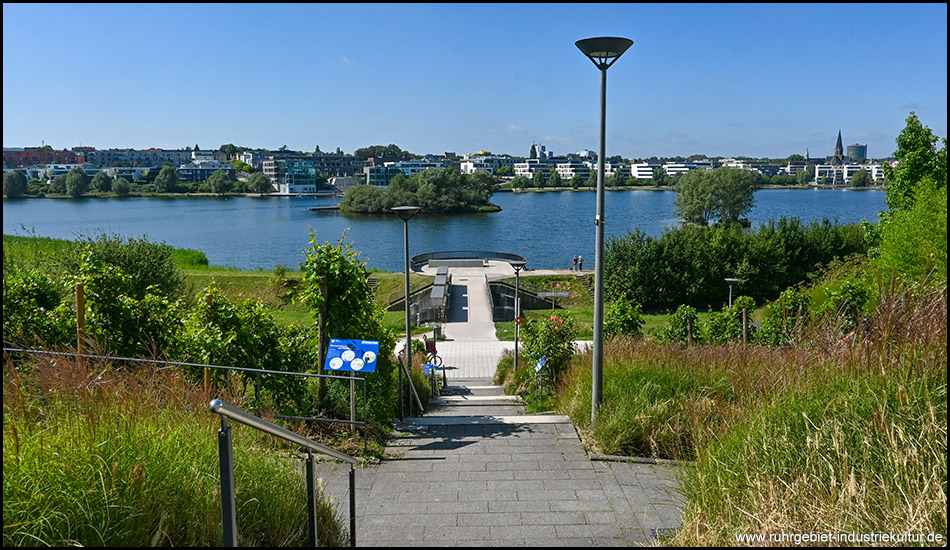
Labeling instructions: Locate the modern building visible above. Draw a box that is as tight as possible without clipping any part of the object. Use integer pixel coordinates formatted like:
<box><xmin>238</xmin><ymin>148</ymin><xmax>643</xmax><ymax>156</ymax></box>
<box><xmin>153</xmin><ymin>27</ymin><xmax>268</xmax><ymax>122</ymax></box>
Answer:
<box><xmin>4</xmin><ymin>147</ymin><xmax>85</xmax><ymax>167</ymax></box>
<box><xmin>459</xmin><ymin>155</ymin><xmax>516</xmax><ymax>175</ymax></box>
<box><xmin>661</xmin><ymin>161</ymin><xmax>712</xmax><ymax>178</ymax></box>
<box><xmin>385</xmin><ymin>159</ymin><xmax>443</xmax><ymax>176</ymax></box>
<box><xmin>263</xmin><ymin>156</ymin><xmax>321</xmax><ymax>194</ymax></box>
<box><xmin>177</xmin><ymin>151</ymin><xmax>236</xmax><ymax>183</ymax></box>
<box><xmin>363</xmin><ymin>165</ymin><xmax>404</xmax><ymax>186</ymax></box>
<box><xmin>629</xmin><ymin>163</ymin><xmax>662</xmax><ymax>180</ymax></box>
<box><xmin>85</xmin><ymin>148</ymin><xmax>192</xmax><ymax>167</ymax></box>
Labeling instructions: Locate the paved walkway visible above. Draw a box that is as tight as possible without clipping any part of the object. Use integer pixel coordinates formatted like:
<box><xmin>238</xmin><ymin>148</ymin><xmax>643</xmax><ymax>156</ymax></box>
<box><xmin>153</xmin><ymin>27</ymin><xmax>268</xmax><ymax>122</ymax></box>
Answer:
<box><xmin>316</xmin><ymin>264</ymin><xmax>683</xmax><ymax>546</ymax></box>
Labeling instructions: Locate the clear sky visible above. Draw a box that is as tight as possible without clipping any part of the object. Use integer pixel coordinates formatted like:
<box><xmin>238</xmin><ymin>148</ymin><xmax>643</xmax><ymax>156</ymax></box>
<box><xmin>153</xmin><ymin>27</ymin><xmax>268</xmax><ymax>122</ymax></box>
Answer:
<box><xmin>3</xmin><ymin>3</ymin><xmax>947</xmax><ymax>160</ymax></box>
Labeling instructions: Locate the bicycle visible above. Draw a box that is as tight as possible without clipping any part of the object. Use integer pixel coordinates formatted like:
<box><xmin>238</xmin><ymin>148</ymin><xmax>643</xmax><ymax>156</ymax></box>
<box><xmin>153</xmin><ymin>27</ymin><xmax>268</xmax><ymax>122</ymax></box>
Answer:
<box><xmin>424</xmin><ymin>339</ymin><xmax>442</xmax><ymax>367</ymax></box>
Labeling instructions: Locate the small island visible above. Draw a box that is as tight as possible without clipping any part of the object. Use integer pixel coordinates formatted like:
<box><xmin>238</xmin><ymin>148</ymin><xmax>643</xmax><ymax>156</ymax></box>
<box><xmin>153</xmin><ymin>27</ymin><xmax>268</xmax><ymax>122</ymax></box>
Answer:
<box><xmin>339</xmin><ymin>168</ymin><xmax>501</xmax><ymax>214</ymax></box>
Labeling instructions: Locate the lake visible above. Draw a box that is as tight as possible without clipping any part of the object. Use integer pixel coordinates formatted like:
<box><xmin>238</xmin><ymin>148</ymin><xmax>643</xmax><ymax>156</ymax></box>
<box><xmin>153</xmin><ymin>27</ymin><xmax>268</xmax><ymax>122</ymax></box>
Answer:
<box><xmin>2</xmin><ymin>188</ymin><xmax>886</xmax><ymax>272</ymax></box>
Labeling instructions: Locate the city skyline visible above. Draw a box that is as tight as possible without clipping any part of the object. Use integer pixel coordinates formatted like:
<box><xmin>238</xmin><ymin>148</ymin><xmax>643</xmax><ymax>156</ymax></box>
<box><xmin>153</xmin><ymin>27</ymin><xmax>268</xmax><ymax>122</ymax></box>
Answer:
<box><xmin>3</xmin><ymin>3</ymin><xmax>947</xmax><ymax>160</ymax></box>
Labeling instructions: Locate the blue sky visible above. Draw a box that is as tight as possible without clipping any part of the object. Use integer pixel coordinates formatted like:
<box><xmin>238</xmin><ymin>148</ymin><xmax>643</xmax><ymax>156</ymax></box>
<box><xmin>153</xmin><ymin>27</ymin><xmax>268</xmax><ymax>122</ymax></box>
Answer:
<box><xmin>3</xmin><ymin>3</ymin><xmax>947</xmax><ymax>160</ymax></box>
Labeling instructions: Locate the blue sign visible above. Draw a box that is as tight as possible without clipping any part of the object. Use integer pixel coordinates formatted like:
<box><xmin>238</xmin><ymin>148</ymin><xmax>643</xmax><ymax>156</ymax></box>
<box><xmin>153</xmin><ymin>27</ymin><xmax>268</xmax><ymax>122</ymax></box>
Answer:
<box><xmin>423</xmin><ymin>363</ymin><xmax>439</xmax><ymax>375</ymax></box>
<box><xmin>534</xmin><ymin>356</ymin><xmax>548</xmax><ymax>373</ymax></box>
<box><xmin>325</xmin><ymin>339</ymin><xmax>380</xmax><ymax>373</ymax></box>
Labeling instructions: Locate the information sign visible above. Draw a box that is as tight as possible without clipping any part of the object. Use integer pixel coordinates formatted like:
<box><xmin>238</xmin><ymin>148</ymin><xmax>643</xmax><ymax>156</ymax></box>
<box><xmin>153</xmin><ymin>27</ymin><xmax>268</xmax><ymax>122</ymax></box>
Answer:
<box><xmin>534</xmin><ymin>356</ymin><xmax>548</xmax><ymax>373</ymax></box>
<box><xmin>325</xmin><ymin>338</ymin><xmax>380</xmax><ymax>373</ymax></box>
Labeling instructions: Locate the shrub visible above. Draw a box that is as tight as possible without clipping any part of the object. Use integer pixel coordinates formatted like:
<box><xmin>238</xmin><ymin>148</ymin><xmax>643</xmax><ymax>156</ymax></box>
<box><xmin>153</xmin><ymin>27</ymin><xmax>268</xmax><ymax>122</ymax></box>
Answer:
<box><xmin>654</xmin><ymin>304</ymin><xmax>700</xmax><ymax>344</ymax></box>
<box><xmin>519</xmin><ymin>313</ymin><xmax>578</xmax><ymax>381</ymax></box>
<box><xmin>2</xmin><ymin>269</ymin><xmax>75</xmax><ymax>348</ymax></box>
<box><xmin>604</xmin><ymin>294</ymin><xmax>645</xmax><ymax>339</ymax></box>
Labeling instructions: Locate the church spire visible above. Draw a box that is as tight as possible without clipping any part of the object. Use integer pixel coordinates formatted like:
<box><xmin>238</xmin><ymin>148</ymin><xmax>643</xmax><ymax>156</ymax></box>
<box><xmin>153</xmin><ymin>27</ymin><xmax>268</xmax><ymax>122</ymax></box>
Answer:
<box><xmin>835</xmin><ymin>130</ymin><xmax>844</xmax><ymax>158</ymax></box>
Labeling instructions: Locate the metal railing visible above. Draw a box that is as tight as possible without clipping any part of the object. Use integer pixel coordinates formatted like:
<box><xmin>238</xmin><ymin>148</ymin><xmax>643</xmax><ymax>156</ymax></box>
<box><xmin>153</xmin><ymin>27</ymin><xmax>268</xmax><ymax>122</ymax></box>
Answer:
<box><xmin>410</xmin><ymin>250</ymin><xmax>526</xmax><ymax>271</ymax></box>
<box><xmin>3</xmin><ymin>348</ymin><xmax>369</xmax><ymax>440</ymax></box>
<box><xmin>210</xmin><ymin>399</ymin><xmax>358</xmax><ymax>547</ymax></box>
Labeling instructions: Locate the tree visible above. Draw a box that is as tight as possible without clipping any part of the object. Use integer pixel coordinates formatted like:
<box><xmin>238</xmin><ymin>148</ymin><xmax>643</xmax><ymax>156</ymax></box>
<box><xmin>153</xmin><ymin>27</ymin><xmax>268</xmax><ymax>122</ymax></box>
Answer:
<box><xmin>154</xmin><ymin>165</ymin><xmax>179</xmax><ymax>193</ymax></box>
<box><xmin>673</xmin><ymin>170</ymin><xmax>717</xmax><ymax>226</ymax></box>
<box><xmin>299</xmin><ymin>233</ymin><xmax>397</xmax><ymax>425</ymax></box>
<box><xmin>91</xmin><ymin>170</ymin><xmax>114</xmax><ymax>193</ymax></box>
<box><xmin>49</xmin><ymin>174</ymin><xmax>67</xmax><ymax>194</ymax></box>
<box><xmin>850</xmin><ymin>169</ymin><xmax>871</xmax><ymax>188</ymax></box>
<box><xmin>673</xmin><ymin>167</ymin><xmax>756</xmax><ymax>226</ymax></box>
<box><xmin>246</xmin><ymin>172</ymin><xmax>274</xmax><ymax>194</ymax></box>
<box><xmin>529</xmin><ymin>144</ymin><xmax>537</xmax><ymax>159</ymax></box>
<box><xmin>882</xmin><ymin>112</ymin><xmax>947</xmax><ymax>211</ymax></box>
<box><xmin>3</xmin><ymin>169</ymin><xmax>28</xmax><ymax>198</ymax></box>
<box><xmin>65</xmin><ymin>166</ymin><xmax>89</xmax><ymax>198</ymax></box>
<box><xmin>711</xmin><ymin>167</ymin><xmax>757</xmax><ymax>224</ymax></box>
<box><xmin>112</xmin><ymin>177</ymin><xmax>131</xmax><ymax>196</ymax></box>
<box><xmin>207</xmin><ymin>170</ymin><xmax>233</xmax><ymax>194</ymax></box>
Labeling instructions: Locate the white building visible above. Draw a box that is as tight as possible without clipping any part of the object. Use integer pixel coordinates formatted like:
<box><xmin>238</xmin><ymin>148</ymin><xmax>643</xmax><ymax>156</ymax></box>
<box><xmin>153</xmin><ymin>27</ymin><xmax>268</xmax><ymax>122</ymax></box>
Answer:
<box><xmin>814</xmin><ymin>163</ymin><xmax>885</xmax><ymax>185</ymax></box>
<box><xmin>629</xmin><ymin>163</ymin><xmax>661</xmax><ymax>180</ymax></box>
<box><xmin>662</xmin><ymin>161</ymin><xmax>712</xmax><ymax>177</ymax></box>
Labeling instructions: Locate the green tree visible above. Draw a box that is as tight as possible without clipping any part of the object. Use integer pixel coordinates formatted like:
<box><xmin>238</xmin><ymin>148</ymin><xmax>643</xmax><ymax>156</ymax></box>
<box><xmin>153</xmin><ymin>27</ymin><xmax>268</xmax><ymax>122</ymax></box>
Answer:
<box><xmin>91</xmin><ymin>171</ymin><xmax>114</xmax><ymax>193</ymax></box>
<box><xmin>673</xmin><ymin>170</ymin><xmax>717</xmax><ymax>225</ymax></box>
<box><xmin>299</xmin><ymin>233</ymin><xmax>396</xmax><ymax>425</ymax></box>
<box><xmin>65</xmin><ymin>166</ymin><xmax>89</xmax><ymax>198</ymax></box>
<box><xmin>850</xmin><ymin>169</ymin><xmax>871</xmax><ymax>188</ymax></box>
<box><xmin>882</xmin><ymin>112</ymin><xmax>947</xmax><ymax>211</ymax></box>
<box><xmin>711</xmin><ymin>167</ymin><xmax>757</xmax><ymax>224</ymax></box>
<box><xmin>529</xmin><ymin>144</ymin><xmax>538</xmax><ymax>159</ymax></box>
<box><xmin>3</xmin><ymin>169</ymin><xmax>29</xmax><ymax>198</ymax></box>
<box><xmin>674</xmin><ymin>167</ymin><xmax>756</xmax><ymax>226</ymax></box>
<box><xmin>49</xmin><ymin>174</ymin><xmax>67</xmax><ymax>194</ymax></box>
<box><xmin>112</xmin><ymin>177</ymin><xmax>131</xmax><ymax>196</ymax></box>
<box><xmin>207</xmin><ymin>170</ymin><xmax>233</xmax><ymax>194</ymax></box>
<box><xmin>154</xmin><ymin>165</ymin><xmax>179</xmax><ymax>193</ymax></box>
<box><xmin>246</xmin><ymin>172</ymin><xmax>274</xmax><ymax>194</ymax></box>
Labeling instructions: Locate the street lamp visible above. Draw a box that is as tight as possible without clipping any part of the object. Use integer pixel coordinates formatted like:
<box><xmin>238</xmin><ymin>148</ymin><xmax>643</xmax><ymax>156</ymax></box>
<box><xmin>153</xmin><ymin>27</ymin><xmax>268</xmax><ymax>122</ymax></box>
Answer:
<box><xmin>725</xmin><ymin>278</ymin><xmax>739</xmax><ymax>307</ymax></box>
<box><xmin>392</xmin><ymin>206</ymin><xmax>420</xmax><ymax>420</ymax></box>
<box><xmin>510</xmin><ymin>259</ymin><xmax>526</xmax><ymax>372</ymax></box>
<box><xmin>576</xmin><ymin>36</ymin><xmax>633</xmax><ymax>429</ymax></box>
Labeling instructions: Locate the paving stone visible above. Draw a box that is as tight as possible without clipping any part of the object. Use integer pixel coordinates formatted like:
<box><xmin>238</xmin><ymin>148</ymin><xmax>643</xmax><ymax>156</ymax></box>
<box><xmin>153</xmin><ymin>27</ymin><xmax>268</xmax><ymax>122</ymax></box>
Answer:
<box><xmin>315</xmin><ymin>374</ymin><xmax>683</xmax><ymax>545</ymax></box>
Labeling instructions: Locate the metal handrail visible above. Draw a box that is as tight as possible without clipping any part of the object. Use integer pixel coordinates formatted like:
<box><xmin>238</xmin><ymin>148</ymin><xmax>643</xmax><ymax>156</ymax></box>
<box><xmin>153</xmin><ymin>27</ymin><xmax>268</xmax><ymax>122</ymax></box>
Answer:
<box><xmin>210</xmin><ymin>399</ymin><xmax>357</xmax><ymax>547</ymax></box>
<box><xmin>410</xmin><ymin>250</ymin><xmax>526</xmax><ymax>271</ymax></box>
<box><xmin>210</xmin><ymin>400</ymin><xmax>357</xmax><ymax>463</ymax></box>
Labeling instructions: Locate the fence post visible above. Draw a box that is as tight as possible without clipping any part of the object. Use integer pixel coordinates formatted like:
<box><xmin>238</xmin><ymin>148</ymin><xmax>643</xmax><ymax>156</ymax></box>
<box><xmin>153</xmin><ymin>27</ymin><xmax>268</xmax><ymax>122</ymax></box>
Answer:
<box><xmin>75</xmin><ymin>283</ymin><xmax>85</xmax><ymax>353</ymax></box>
<box><xmin>318</xmin><ymin>276</ymin><xmax>328</xmax><ymax>408</ymax></box>
<box><xmin>742</xmin><ymin>308</ymin><xmax>748</xmax><ymax>345</ymax></box>
<box><xmin>217</xmin><ymin>417</ymin><xmax>237</xmax><ymax>547</ymax></box>
<box><xmin>306</xmin><ymin>450</ymin><xmax>318</xmax><ymax>547</ymax></box>
<box><xmin>204</xmin><ymin>293</ymin><xmax>213</xmax><ymax>393</ymax></box>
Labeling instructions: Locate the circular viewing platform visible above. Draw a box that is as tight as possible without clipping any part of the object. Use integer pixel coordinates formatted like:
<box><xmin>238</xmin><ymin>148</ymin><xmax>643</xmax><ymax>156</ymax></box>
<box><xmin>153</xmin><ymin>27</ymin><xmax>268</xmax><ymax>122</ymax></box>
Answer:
<box><xmin>411</xmin><ymin>251</ymin><xmax>526</xmax><ymax>272</ymax></box>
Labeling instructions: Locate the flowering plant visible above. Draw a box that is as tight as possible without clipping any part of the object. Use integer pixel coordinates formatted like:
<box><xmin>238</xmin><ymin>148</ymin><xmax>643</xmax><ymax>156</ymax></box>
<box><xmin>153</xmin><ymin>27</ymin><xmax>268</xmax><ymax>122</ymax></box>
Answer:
<box><xmin>519</xmin><ymin>313</ymin><xmax>578</xmax><ymax>380</ymax></box>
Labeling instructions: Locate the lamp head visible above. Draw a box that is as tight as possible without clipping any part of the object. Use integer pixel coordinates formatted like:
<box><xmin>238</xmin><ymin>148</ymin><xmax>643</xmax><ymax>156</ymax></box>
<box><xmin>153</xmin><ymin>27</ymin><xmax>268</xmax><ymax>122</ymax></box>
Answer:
<box><xmin>392</xmin><ymin>206</ymin><xmax>421</xmax><ymax>221</ymax></box>
<box><xmin>510</xmin><ymin>260</ymin><xmax>526</xmax><ymax>272</ymax></box>
<box><xmin>576</xmin><ymin>37</ymin><xmax>633</xmax><ymax>69</ymax></box>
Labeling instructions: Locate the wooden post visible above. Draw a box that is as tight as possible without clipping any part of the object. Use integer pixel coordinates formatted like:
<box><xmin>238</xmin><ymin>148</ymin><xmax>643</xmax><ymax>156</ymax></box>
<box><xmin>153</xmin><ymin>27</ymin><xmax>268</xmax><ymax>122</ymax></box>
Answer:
<box><xmin>75</xmin><ymin>283</ymin><xmax>85</xmax><ymax>353</ymax></box>
<box><xmin>742</xmin><ymin>308</ymin><xmax>748</xmax><ymax>345</ymax></box>
<box><xmin>318</xmin><ymin>276</ymin><xmax>328</xmax><ymax>407</ymax></box>
<box><xmin>204</xmin><ymin>293</ymin><xmax>213</xmax><ymax>393</ymax></box>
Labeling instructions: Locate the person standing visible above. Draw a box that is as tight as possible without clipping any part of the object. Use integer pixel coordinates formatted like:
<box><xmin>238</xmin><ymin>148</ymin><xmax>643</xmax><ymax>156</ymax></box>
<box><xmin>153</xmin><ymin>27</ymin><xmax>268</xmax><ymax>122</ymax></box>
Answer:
<box><xmin>578</xmin><ymin>255</ymin><xmax>583</xmax><ymax>271</ymax></box>
<box><xmin>572</xmin><ymin>255</ymin><xmax>578</xmax><ymax>271</ymax></box>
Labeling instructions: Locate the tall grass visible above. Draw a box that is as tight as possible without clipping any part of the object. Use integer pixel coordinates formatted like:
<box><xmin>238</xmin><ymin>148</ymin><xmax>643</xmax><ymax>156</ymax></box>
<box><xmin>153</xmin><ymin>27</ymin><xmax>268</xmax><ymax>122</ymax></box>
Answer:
<box><xmin>3</xmin><ymin>355</ymin><xmax>348</xmax><ymax>547</ymax></box>
<box><xmin>551</xmin><ymin>278</ymin><xmax>947</xmax><ymax>544</ymax></box>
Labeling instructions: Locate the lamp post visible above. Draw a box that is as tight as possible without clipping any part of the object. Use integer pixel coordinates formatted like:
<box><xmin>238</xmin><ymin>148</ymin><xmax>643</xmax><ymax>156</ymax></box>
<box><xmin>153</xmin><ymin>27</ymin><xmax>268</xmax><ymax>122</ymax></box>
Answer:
<box><xmin>576</xmin><ymin>36</ymin><xmax>633</xmax><ymax>429</ymax></box>
<box><xmin>510</xmin><ymin>260</ymin><xmax>526</xmax><ymax>372</ymax></box>
<box><xmin>725</xmin><ymin>278</ymin><xmax>739</xmax><ymax>307</ymax></box>
<box><xmin>392</xmin><ymin>206</ymin><xmax>420</xmax><ymax>420</ymax></box>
